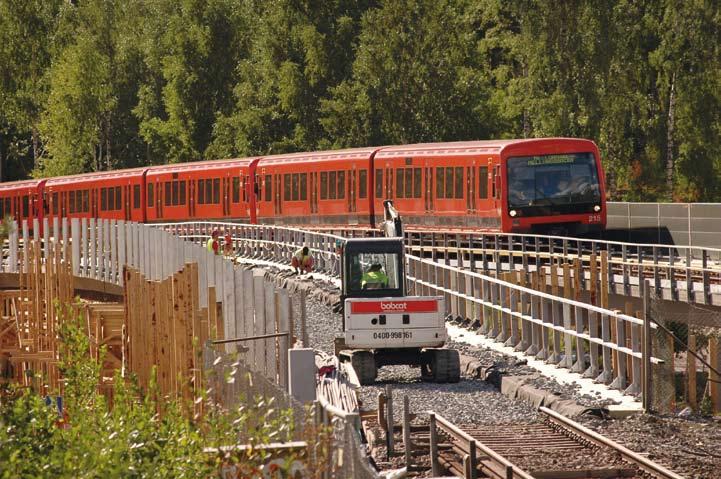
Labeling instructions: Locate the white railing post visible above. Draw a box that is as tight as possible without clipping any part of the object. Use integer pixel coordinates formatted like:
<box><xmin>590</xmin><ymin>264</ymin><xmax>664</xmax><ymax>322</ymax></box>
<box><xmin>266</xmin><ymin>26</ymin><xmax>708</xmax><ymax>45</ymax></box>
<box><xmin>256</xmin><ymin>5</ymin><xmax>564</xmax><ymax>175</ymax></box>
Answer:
<box><xmin>70</xmin><ymin>218</ymin><xmax>80</xmax><ymax>276</ymax></box>
<box><xmin>89</xmin><ymin>218</ymin><xmax>96</xmax><ymax>279</ymax></box>
<box><xmin>9</xmin><ymin>220</ymin><xmax>18</xmax><ymax>273</ymax></box>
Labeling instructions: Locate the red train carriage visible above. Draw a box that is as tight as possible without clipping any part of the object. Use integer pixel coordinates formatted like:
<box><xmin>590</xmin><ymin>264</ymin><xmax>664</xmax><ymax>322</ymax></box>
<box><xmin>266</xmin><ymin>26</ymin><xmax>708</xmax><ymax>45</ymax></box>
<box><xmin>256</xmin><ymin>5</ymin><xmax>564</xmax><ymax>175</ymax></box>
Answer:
<box><xmin>373</xmin><ymin>142</ymin><xmax>500</xmax><ymax>229</ymax></box>
<box><xmin>255</xmin><ymin>148</ymin><xmax>379</xmax><ymax>226</ymax></box>
<box><xmin>0</xmin><ymin>179</ymin><xmax>46</xmax><ymax>227</ymax></box>
<box><xmin>144</xmin><ymin>158</ymin><xmax>259</xmax><ymax>223</ymax></box>
<box><xmin>374</xmin><ymin>138</ymin><xmax>606</xmax><ymax>234</ymax></box>
<box><xmin>44</xmin><ymin>169</ymin><xmax>148</xmax><ymax>223</ymax></box>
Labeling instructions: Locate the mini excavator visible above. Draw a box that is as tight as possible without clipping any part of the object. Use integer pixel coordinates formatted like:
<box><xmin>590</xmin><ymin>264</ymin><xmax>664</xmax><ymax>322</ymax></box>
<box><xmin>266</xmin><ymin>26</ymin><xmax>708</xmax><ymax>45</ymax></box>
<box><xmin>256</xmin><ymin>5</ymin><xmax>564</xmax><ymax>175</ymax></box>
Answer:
<box><xmin>334</xmin><ymin>200</ymin><xmax>460</xmax><ymax>385</ymax></box>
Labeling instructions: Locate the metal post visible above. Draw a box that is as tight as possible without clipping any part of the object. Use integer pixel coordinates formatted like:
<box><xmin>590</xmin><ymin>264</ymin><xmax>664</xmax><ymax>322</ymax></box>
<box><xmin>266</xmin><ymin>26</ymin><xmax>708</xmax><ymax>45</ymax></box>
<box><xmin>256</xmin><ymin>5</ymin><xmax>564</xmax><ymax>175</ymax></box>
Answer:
<box><xmin>403</xmin><ymin>396</ymin><xmax>412</xmax><ymax>469</ymax></box>
<box><xmin>642</xmin><ymin>279</ymin><xmax>652</xmax><ymax>412</ymax></box>
<box><xmin>386</xmin><ymin>384</ymin><xmax>394</xmax><ymax>458</ymax></box>
<box><xmin>429</xmin><ymin>413</ymin><xmax>440</xmax><ymax>476</ymax></box>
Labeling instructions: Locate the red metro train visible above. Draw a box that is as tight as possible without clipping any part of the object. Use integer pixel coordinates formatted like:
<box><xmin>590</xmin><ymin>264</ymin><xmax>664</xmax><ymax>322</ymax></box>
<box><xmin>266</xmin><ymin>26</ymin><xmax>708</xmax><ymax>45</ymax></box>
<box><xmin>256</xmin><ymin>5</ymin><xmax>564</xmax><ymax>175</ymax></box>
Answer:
<box><xmin>0</xmin><ymin>138</ymin><xmax>606</xmax><ymax>235</ymax></box>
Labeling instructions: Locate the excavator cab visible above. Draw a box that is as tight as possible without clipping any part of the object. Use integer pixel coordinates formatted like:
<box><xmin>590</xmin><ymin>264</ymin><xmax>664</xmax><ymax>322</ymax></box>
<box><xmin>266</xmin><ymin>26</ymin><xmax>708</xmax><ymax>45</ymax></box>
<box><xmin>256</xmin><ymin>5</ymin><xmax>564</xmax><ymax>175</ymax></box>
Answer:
<box><xmin>342</xmin><ymin>238</ymin><xmax>406</xmax><ymax>299</ymax></box>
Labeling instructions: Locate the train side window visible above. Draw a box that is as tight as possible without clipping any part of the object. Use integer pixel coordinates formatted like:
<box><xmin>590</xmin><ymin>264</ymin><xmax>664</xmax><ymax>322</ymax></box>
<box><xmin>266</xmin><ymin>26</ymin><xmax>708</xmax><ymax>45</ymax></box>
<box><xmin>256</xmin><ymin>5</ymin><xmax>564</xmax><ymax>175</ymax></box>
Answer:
<box><xmin>264</xmin><ymin>175</ymin><xmax>272</xmax><ymax>202</ymax></box>
<box><xmin>198</xmin><ymin>180</ymin><xmax>205</xmax><ymax>205</ymax></box>
<box><xmin>82</xmin><ymin>190</ymin><xmax>89</xmax><ymax>212</ymax></box>
<box><xmin>108</xmin><ymin>187</ymin><xmax>116</xmax><ymax>210</ymax></box>
<box><xmin>165</xmin><ymin>181</ymin><xmax>173</xmax><ymax>206</ymax></box>
<box><xmin>292</xmin><ymin>173</ymin><xmax>299</xmax><ymax>201</ymax></box>
<box><xmin>405</xmin><ymin>168</ymin><xmax>413</xmax><ymax>199</ymax></box>
<box><xmin>22</xmin><ymin>196</ymin><xmax>29</xmax><ymax>218</ymax></box>
<box><xmin>147</xmin><ymin>184</ymin><xmax>154</xmax><ymax>207</ymax></box>
<box><xmin>69</xmin><ymin>191</ymin><xmax>76</xmax><ymax>214</ymax></box>
<box><xmin>329</xmin><ymin>171</ymin><xmax>337</xmax><ymax>199</ymax></box>
<box><xmin>300</xmin><ymin>173</ymin><xmax>307</xmax><ymax>201</ymax></box>
<box><xmin>212</xmin><ymin>178</ymin><xmax>220</xmax><ymax>204</ymax></box>
<box><xmin>101</xmin><ymin>188</ymin><xmax>108</xmax><ymax>211</ymax></box>
<box><xmin>232</xmin><ymin>177</ymin><xmax>240</xmax><ymax>203</ymax></box>
<box><xmin>359</xmin><ymin>169</ymin><xmax>367</xmax><ymax>199</ymax></box>
<box><xmin>479</xmin><ymin>166</ymin><xmax>489</xmax><ymax>199</ymax></box>
<box><xmin>283</xmin><ymin>174</ymin><xmax>291</xmax><ymax>201</ymax></box>
<box><xmin>455</xmin><ymin>167</ymin><xmax>463</xmax><ymax>199</ymax></box>
<box><xmin>436</xmin><ymin>167</ymin><xmax>445</xmax><ymax>198</ymax></box>
<box><xmin>179</xmin><ymin>181</ymin><xmax>186</xmax><ymax>205</ymax></box>
<box><xmin>76</xmin><ymin>191</ymin><xmax>82</xmax><ymax>213</ymax></box>
<box><xmin>320</xmin><ymin>172</ymin><xmax>328</xmax><ymax>200</ymax></box>
<box><xmin>134</xmin><ymin>185</ymin><xmax>141</xmax><ymax>208</ymax></box>
<box><xmin>375</xmin><ymin>169</ymin><xmax>382</xmax><ymax>199</ymax></box>
<box><xmin>395</xmin><ymin>169</ymin><xmax>404</xmax><ymax>198</ymax></box>
<box><xmin>413</xmin><ymin>168</ymin><xmax>422</xmax><ymax>198</ymax></box>
<box><xmin>337</xmin><ymin>171</ymin><xmax>345</xmax><ymax>199</ymax></box>
<box><xmin>52</xmin><ymin>193</ymin><xmax>59</xmax><ymax>215</ymax></box>
<box><xmin>0</xmin><ymin>199</ymin><xmax>3</xmax><ymax>217</ymax></box>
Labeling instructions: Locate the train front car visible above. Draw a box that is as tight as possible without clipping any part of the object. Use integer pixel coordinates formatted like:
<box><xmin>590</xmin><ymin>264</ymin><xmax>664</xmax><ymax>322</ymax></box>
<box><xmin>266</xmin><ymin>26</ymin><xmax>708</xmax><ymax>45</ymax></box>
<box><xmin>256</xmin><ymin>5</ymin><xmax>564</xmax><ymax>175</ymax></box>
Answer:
<box><xmin>501</xmin><ymin>138</ymin><xmax>606</xmax><ymax>235</ymax></box>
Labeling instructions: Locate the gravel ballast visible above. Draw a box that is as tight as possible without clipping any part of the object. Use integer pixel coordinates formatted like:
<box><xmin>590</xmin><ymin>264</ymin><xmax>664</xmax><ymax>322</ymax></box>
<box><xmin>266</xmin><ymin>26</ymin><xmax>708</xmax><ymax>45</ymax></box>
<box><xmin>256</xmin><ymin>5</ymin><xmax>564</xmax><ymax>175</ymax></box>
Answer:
<box><xmin>252</xmin><ymin>266</ymin><xmax>721</xmax><ymax>478</ymax></box>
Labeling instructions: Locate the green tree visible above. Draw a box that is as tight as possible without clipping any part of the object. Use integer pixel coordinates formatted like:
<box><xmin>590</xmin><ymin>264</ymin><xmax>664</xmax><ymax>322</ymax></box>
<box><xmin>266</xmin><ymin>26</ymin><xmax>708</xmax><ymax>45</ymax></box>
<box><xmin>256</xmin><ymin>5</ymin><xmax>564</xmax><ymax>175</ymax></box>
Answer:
<box><xmin>135</xmin><ymin>0</ymin><xmax>250</xmax><ymax>164</ymax></box>
<box><xmin>321</xmin><ymin>0</ymin><xmax>496</xmax><ymax>147</ymax></box>
<box><xmin>37</xmin><ymin>0</ymin><xmax>149</xmax><ymax>177</ymax></box>
<box><xmin>0</xmin><ymin>0</ymin><xmax>63</xmax><ymax>178</ymax></box>
<box><xmin>210</xmin><ymin>0</ymin><xmax>373</xmax><ymax>157</ymax></box>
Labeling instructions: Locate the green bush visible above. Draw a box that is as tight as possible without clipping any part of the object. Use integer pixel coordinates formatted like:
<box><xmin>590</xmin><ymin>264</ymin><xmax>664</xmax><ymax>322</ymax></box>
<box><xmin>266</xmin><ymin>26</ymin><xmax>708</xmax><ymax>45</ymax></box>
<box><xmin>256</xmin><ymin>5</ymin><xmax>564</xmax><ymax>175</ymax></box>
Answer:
<box><xmin>0</xmin><ymin>305</ymin><xmax>327</xmax><ymax>478</ymax></box>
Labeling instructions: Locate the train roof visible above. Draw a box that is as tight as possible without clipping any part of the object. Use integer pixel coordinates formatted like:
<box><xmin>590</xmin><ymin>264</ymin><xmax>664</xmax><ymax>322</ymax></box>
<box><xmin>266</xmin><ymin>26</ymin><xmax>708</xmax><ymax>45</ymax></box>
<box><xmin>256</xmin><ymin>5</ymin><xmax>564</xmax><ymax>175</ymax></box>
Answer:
<box><xmin>45</xmin><ymin>167</ymin><xmax>148</xmax><ymax>187</ymax></box>
<box><xmin>375</xmin><ymin>138</ymin><xmax>597</xmax><ymax>158</ymax></box>
<box><xmin>0</xmin><ymin>179</ymin><xmax>45</xmax><ymax>192</ymax></box>
<box><xmin>256</xmin><ymin>147</ymin><xmax>380</xmax><ymax>166</ymax></box>
<box><xmin>146</xmin><ymin>157</ymin><xmax>259</xmax><ymax>175</ymax></box>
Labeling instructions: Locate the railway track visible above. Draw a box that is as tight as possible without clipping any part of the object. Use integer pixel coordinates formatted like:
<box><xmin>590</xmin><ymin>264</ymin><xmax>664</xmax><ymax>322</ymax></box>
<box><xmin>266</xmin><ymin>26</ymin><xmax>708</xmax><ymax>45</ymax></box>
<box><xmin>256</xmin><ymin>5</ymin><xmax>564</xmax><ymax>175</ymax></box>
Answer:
<box><xmin>425</xmin><ymin>407</ymin><xmax>684</xmax><ymax>479</ymax></box>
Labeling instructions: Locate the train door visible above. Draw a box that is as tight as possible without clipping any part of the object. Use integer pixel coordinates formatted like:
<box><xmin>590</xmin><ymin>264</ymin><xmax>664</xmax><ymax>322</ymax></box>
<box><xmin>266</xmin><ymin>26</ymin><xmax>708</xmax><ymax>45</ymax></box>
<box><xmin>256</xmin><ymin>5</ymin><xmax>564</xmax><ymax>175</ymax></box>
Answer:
<box><xmin>349</xmin><ymin>168</ymin><xmax>358</xmax><ymax>224</ymax></box>
<box><xmin>466</xmin><ymin>165</ymin><xmax>476</xmax><ymax>213</ymax></box>
<box><xmin>156</xmin><ymin>180</ymin><xmax>163</xmax><ymax>219</ymax></box>
<box><xmin>124</xmin><ymin>185</ymin><xmax>131</xmax><ymax>221</ymax></box>
<box><xmin>189</xmin><ymin>180</ymin><xmax>195</xmax><ymax>217</ymax></box>
<box><xmin>424</xmin><ymin>166</ymin><xmax>434</xmax><ymax>213</ymax></box>
<box><xmin>492</xmin><ymin>164</ymin><xmax>501</xmax><ymax>214</ymax></box>
<box><xmin>91</xmin><ymin>189</ymin><xmax>98</xmax><ymax>218</ymax></box>
<box><xmin>384</xmin><ymin>165</ymin><xmax>393</xmax><ymax>200</ymax></box>
<box><xmin>310</xmin><ymin>172</ymin><xmax>317</xmax><ymax>214</ymax></box>
<box><xmin>222</xmin><ymin>177</ymin><xmax>231</xmax><ymax>217</ymax></box>
<box><xmin>274</xmin><ymin>174</ymin><xmax>282</xmax><ymax>217</ymax></box>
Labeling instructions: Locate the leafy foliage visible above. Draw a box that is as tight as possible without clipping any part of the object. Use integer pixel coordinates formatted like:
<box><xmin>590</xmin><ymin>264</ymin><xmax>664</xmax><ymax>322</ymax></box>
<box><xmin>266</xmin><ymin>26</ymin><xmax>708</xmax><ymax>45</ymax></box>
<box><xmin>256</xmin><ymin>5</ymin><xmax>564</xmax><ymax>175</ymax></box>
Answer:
<box><xmin>0</xmin><ymin>305</ymin><xmax>327</xmax><ymax>478</ymax></box>
<box><xmin>1</xmin><ymin>0</ymin><xmax>720</xmax><ymax>200</ymax></box>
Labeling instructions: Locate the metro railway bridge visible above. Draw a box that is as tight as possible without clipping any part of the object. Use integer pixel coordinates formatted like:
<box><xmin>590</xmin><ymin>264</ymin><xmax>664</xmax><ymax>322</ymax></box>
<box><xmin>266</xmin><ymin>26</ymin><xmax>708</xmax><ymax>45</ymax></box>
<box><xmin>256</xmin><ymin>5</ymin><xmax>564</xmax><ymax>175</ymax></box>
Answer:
<box><xmin>0</xmin><ymin>215</ymin><xmax>719</xmax><ymax>477</ymax></box>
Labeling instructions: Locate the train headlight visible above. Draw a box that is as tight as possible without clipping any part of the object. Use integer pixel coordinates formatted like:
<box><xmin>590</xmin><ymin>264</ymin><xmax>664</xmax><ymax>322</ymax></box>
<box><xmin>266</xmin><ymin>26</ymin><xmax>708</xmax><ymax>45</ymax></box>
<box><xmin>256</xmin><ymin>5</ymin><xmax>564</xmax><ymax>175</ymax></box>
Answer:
<box><xmin>593</xmin><ymin>205</ymin><xmax>601</xmax><ymax>212</ymax></box>
<box><xmin>509</xmin><ymin>209</ymin><xmax>517</xmax><ymax>217</ymax></box>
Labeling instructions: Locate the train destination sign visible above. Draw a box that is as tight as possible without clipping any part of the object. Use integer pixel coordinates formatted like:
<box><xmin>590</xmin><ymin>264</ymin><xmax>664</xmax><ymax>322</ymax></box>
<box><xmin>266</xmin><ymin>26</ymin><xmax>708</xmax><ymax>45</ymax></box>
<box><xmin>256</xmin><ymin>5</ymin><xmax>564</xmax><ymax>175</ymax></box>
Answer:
<box><xmin>525</xmin><ymin>155</ymin><xmax>577</xmax><ymax>166</ymax></box>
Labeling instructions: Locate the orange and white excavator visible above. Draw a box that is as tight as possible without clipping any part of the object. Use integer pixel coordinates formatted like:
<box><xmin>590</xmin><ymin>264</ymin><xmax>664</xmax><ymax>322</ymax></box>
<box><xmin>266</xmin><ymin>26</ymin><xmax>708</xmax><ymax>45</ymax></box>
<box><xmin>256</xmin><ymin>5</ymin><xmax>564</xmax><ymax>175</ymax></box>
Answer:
<box><xmin>334</xmin><ymin>201</ymin><xmax>460</xmax><ymax>384</ymax></box>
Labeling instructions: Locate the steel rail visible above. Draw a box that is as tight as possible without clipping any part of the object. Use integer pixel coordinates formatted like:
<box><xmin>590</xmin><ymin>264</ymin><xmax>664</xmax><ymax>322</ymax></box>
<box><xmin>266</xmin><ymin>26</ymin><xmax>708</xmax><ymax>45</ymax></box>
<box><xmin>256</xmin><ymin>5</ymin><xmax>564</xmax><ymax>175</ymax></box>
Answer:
<box><xmin>431</xmin><ymin>411</ymin><xmax>535</xmax><ymax>479</ymax></box>
<box><xmin>539</xmin><ymin>407</ymin><xmax>685</xmax><ymax>479</ymax></box>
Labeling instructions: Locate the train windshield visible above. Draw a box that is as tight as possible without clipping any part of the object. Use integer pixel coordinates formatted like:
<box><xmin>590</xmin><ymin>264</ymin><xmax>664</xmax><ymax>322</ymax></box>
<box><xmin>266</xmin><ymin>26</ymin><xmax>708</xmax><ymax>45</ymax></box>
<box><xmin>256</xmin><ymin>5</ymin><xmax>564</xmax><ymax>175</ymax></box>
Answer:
<box><xmin>506</xmin><ymin>153</ymin><xmax>601</xmax><ymax>208</ymax></box>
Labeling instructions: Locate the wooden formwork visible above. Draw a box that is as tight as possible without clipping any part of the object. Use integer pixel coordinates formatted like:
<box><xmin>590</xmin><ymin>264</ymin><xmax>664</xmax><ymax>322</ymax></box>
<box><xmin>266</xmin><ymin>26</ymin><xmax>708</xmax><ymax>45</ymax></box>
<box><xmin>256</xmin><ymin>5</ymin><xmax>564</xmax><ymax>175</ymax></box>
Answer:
<box><xmin>0</xmin><ymin>240</ymin><xmax>74</xmax><ymax>392</ymax></box>
<box><xmin>123</xmin><ymin>263</ymin><xmax>211</xmax><ymax>404</ymax></box>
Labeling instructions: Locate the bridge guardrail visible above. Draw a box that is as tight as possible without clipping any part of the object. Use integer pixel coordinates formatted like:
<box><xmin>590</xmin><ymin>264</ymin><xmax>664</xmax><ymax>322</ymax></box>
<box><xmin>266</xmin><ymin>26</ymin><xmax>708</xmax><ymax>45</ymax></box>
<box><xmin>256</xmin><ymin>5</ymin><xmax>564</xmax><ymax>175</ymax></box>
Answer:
<box><xmin>138</xmin><ymin>222</ymin><xmax>665</xmax><ymax>404</ymax></box>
